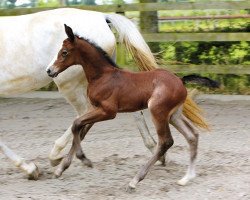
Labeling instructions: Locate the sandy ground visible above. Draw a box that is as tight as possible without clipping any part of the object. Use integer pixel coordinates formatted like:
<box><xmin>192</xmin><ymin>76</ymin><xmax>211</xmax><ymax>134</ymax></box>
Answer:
<box><xmin>0</xmin><ymin>93</ymin><xmax>249</xmax><ymax>200</ymax></box>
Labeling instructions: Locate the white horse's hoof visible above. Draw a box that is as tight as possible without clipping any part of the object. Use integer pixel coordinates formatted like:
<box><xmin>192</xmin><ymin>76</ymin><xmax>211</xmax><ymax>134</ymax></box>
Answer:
<box><xmin>27</xmin><ymin>163</ymin><xmax>39</xmax><ymax>180</ymax></box>
<box><xmin>177</xmin><ymin>178</ymin><xmax>189</xmax><ymax>186</ymax></box>
<box><xmin>126</xmin><ymin>178</ymin><xmax>138</xmax><ymax>192</ymax></box>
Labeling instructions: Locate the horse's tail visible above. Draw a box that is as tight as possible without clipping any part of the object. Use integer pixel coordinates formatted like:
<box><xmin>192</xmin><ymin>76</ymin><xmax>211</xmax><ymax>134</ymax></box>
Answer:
<box><xmin>182</xmin><ymin>94</ymin><xmax>210</xmax><ymax>131</ymax></box>
<box><xmin>181</xmin><ymin>75</ymin><xmax>217</xmax><ymax>131</ymax></box>
<box><xmin>105</xmin><ymin>13</ymin><xmax>158</xmax><ymax>71</ymax></box>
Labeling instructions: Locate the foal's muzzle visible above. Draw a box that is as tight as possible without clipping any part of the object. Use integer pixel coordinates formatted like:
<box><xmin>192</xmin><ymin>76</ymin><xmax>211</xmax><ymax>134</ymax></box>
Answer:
<box><xmin>46</xmin><ymin>67</ymin><xmax>58</xmax><ymax>78</ymax></box>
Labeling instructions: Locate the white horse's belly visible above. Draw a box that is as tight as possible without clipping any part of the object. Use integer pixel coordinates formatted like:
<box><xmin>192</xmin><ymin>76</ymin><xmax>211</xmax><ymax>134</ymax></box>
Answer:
<box><xmin>0</xmin><ymin>45</ymin><xmax>53</xmax><ymax>96</ymax></box>
<box><xmin>0</xmin><ymin>16</ymin><xmax>57</xmax><ymax>96</ymax></box>
<box><xmin>0</xmin><ymin>70</ymin><xmax>52</xmax><ymax>96</ymax></box>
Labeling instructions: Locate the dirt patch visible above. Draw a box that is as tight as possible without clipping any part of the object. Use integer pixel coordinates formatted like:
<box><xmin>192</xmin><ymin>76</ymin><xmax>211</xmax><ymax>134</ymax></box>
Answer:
<box><xmin>0</xmin><ymin>95</ymin><xmax>249</xmax><ymax>200</ymax></box>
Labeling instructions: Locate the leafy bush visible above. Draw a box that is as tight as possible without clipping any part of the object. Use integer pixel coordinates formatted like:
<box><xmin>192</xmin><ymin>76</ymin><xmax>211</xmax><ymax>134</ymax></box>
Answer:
<box><xmin>160</xmin><ymin>41</ymin><xmax>250</xmax><ymax>65</ymax></box>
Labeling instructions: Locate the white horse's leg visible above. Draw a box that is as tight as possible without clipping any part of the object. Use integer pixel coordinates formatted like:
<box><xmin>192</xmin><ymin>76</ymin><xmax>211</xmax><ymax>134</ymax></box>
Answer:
<box><xmin>49</xmin><ymin>93</ymin><xmax>89</xmax><ymax>167</ymax></box>
<box><xmin>133</xmin><ymin>111</ymin><xmax>156</xmax><ymax>152</ymax></box>
<box><xmin>49</xmin><ymin>66</ymin><xmax>90</xmax><ymax>166</ymax></box>
<box><xmin>170</xmin><ymin>109</ymin><xmax>199</xmax><ymax>186</ymax></box>
<box><xmin>49</xmin><ymin>125</ymin><xmax>73</xmax><ymax>166</ymax></box>
<box><xmin>0</xmin><ymin>140</ymin><xmax>39</xmax><ymax>180</ymax></box>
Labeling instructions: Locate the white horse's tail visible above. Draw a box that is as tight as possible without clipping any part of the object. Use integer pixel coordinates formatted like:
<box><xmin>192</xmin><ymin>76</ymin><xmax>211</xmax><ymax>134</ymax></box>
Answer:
<box><xmin>105</xmin><ymin>14</ymin><xmax>158</xmax><ymax>71</ymax></box>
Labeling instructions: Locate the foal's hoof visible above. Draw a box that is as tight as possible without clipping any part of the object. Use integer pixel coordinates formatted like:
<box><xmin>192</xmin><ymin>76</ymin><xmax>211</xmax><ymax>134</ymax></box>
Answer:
<box><xmin>159</xmin><ymin>155</ymin><xmax>166</xmax><ymax>166</ymax></box>
<box><xmin>27</xmin><ymin>163</ymin><xmax>39</xmax><ymax>180</ymax></box>
<box><xmin>125</xmin><ymin>185</ymin><xmax>136</xmax><ymax>193</ymax></box>
<box><xmin>82</xmin><ymin>158</ymin><xmax>93</xmax><ymax>168</ymax></box>
<box><xmin>177</xmin><ymin>174</ymin><xmax>196</xmax><ymax>186</ymax></box>
<box><xmin>177</xmin><ymin>179</ymin><xmax>189</xmax><ymax>186</ymax></box>
<box><xmin>53</xmin><ymin>173</ymin><xmax>61</xmax><ymax>179</ymax></box>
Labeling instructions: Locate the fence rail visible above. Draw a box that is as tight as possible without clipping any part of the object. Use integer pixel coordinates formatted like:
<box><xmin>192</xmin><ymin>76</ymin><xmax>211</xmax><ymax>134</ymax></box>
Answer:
<box><xmin>159</xmin><ymin>14</ymin><xmax>250</xmax><ymax>21</ymax></box>
<box><xmin>143</xmin><ymin>33</ymin><xmax>250</xmax><ymax>42</ymax></box>
<box><xmin>155</xmin><ymin>65</ymin><xmax>250</xmax><ymax>75</ymax></box>
<box><xmin>121</xmin><ymin>64</ymin><xmax>250</xmax><ymax>75</ymax></box>
<box><xmin>0</xmin><ymin>1</ymin><xmax>250</xmax><ymax>16</ymax></box>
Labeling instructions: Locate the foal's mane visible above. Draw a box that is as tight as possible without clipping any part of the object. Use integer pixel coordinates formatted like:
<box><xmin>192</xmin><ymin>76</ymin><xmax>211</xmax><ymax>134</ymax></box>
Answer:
<box><xmin>75</xmin><ymin>35</ymin><xmax>119</xmax><ymax>68</ymax></box>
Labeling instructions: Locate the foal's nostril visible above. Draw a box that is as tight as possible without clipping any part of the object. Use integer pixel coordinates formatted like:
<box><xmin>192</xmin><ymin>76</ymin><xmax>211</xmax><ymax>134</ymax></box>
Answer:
<box><xmin>46</xmin><ymin>68</ymin><xmax>51</xmax><ymax>74</ymax></box>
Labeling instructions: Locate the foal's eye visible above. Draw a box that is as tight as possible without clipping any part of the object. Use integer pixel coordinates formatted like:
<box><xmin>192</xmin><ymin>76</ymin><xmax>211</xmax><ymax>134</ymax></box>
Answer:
<box><xmin>62</xmin><ymin>50</ymin><xmax>68</xmax><ymax>57</ymax></box>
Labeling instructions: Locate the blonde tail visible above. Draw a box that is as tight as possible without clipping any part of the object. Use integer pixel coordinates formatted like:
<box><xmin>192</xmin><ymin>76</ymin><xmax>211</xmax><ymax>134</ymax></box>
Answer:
<box><xmin>183</xmin><ymin>94</ymin><xmax>210</xmax><ymax>131</ymax></box>
<box><xmin>105</xmin><ymin>13</ymin><xmax>158</xmax><ymax>71</ymax></box>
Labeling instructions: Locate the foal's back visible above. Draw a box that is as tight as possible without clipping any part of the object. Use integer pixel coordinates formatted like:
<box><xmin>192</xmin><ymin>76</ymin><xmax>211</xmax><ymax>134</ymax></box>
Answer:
<box><xmin>105</xmin><ymin>68</ymin><xmax>187</xmax><ymax>112</ymax></box>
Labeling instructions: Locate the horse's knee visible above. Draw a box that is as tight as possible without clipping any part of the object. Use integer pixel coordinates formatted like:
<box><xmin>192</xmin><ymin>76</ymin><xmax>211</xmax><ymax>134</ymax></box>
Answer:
<box><xmin>188</xmin><ymin>136</ymin><xmax>198</xmax><ymax>159</ymax></box>
<box><xmin>187</xmin><ymin>134</ymin><xmax>198</xmax><ymax>147</ymax></box>
<box><xmin>61</xmin><ymin>157</ymin><xmax>72</xmax><ymax>171</ymax></box>
<box><xmin>72</xmin><ymin>119</ymin><xmax>82</xmax><ymax>134</ymax></box>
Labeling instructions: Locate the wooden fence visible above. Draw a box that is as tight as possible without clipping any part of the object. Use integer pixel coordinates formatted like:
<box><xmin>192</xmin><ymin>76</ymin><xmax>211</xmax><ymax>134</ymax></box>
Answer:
<box><xmin>0</xmin><ymin>1</ymin><xmax>250</xmax><ymax>74</ymax></box>
<box><xmin>1</xmin><ymin>1</ymin><xmax>250</xmax><ymax>14</ymax></box>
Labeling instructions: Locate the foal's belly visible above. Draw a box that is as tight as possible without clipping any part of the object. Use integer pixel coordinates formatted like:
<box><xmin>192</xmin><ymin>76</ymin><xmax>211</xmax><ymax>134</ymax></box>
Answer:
<box><xmin>117</xmin><ymin>93</ymin><xmax>149</xmax><ymax>113</ymax></box>
<box><xmin>118</xmin><ymin>102</ymin><xmax>148</xmax><ymax>113</ymax></box>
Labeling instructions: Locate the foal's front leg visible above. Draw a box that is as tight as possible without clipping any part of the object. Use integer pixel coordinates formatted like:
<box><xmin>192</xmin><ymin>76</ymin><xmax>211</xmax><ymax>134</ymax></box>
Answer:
<box><xmin>72</xmin><ymin>107</ymin><xmax>117</xmax><ymax>161</ymax></box>
<box><xmin>55</xmin><ymin>107</ymin><xmax>116</xmax><ymax>177</ymax></box>
<box><xmin>54</xmin><ymin>124</ymin><xmax>93</xmax><ymax>178</ymax></box>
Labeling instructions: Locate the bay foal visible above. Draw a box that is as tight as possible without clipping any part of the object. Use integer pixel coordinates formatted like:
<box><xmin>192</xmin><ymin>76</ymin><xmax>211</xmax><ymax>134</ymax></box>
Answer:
<box><xmin>47</xmin><ymin>25</ymin><xmax>208</xmax><ymax>190</ymax></box>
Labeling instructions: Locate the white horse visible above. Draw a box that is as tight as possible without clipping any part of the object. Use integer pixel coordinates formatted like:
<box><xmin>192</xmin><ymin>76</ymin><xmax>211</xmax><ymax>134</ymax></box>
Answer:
<box><xmin>0</xmin><ymin>8</ymin><xmax>161</xmax><ymax>180</ymax></box>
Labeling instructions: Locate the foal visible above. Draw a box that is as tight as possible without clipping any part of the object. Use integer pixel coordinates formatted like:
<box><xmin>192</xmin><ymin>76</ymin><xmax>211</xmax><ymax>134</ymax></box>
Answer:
<box><xmin>47</xmin><ymin>25</ymin><xmax>206</xmax><ymax>189</ymax></box>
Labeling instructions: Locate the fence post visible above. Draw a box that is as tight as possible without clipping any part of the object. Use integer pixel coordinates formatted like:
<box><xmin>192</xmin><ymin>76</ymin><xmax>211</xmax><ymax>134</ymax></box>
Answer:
<box><xmin>115</xmin><ymin>9</ymin><xmax>127</xmax><ymax>66</ymax></box>
<box><xmin>139</xmin><ymin>0</ymin><xmax>160</xmax><ymax>54</ymax></box>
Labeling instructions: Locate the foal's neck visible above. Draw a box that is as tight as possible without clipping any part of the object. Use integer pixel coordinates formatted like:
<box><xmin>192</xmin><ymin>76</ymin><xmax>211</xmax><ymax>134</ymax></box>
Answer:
<box><xmin>77</xmin><ymin>39</ymin><xmax>115</xmax><ymax>83</ymax></box>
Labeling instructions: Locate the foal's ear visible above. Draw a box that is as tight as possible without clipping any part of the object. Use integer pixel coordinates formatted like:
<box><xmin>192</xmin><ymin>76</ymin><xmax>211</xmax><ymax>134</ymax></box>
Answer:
<box><xmin>64</xmin><ymin>24</ymin><xmax>75</xmax><ymax>42</ymax></box>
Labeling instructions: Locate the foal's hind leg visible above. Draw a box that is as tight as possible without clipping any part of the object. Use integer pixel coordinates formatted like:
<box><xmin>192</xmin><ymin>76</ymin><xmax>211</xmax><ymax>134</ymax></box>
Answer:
<box><xmin>128</xmin><ymin>102</ymin><xmax>174</xmax><ymax>190</ymax></box>
<box><xmin>128</xmin><ymin>121</ymin><xmax>173</xmax><ymax>190</ymax></box>
<box><xmin>133</xmin><ymin>111</ymin><xmax>166</xmax><ymax>165</ymax></box>
<box><xmin>170</xmin><ymin>109</ymin><xmax>199</xmax><ymax>185</ymax></box>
